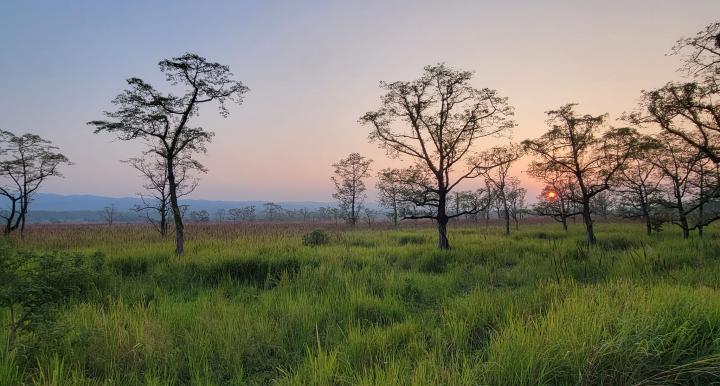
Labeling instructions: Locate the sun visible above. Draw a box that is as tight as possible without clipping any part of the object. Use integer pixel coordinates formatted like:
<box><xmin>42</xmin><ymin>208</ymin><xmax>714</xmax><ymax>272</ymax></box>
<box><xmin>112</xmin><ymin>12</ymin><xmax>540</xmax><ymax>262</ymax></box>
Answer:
<box><xmin>546</xmin><ymin>191</ymin><xmax>557</xmax><ymax>200</ymax></box>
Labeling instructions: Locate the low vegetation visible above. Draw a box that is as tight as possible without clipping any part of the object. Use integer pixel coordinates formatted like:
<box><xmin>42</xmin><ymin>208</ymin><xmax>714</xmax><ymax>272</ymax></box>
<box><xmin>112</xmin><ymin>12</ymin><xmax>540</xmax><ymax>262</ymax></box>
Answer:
<box><xmin>1</xmin><ymin>221</ymin><xmax>720</xmax><ymax>385</ymax></box>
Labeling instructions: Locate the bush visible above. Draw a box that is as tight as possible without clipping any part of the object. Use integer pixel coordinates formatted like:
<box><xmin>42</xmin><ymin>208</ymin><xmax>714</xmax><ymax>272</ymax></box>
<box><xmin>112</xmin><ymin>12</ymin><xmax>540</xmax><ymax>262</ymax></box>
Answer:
<box><xmin>0</xmin><ymin>247</ymin><xmax>105</xmax><ymax>351</ymax></box>
<box><xmin>302</xmin><ymin>230</ymin><xmax>330</xmax><ymax>247</ymax></box>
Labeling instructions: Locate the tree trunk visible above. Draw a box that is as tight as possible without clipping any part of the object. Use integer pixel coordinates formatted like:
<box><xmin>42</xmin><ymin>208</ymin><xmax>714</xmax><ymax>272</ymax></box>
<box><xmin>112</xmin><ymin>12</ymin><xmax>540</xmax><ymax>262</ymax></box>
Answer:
<box><xmin>167</xmin><ymin>157</ymin><xmax>184</xmax><ymax>255</ymax></box>
<box><xmin>561</xmin><ymin>217</ymin><xmax>568</xmax><ymax>231</ymax></box>
<box><xmin>582</xmin><ymin>200</ymin><xmax>596</xmax><ymax>245</ymax></box>
<box><xmin>437</xmin><ymin>191</ymin><xmax>450</xmax><ymax>250</ymax></box>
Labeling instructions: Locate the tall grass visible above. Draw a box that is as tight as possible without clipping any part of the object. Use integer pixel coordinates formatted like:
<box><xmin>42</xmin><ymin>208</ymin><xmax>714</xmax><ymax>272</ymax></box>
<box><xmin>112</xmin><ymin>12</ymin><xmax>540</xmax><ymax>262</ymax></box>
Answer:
<box><xmin>1</xmin><ymin>222</ymin><xmax>720</xmax><ymax>384</ymax></box>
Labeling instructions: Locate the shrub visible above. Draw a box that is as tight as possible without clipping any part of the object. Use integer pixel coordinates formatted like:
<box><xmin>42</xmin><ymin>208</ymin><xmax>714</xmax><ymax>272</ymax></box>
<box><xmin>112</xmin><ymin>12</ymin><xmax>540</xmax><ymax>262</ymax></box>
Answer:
<box><xmin>0</xmin><ymin>246</ymin><xmax>105</xmax><ymax>352</ymax></box>
<box><xmin>302</xmin><ymin>230</ymin><xmax>330</xmax><ymax>247</ymax></box>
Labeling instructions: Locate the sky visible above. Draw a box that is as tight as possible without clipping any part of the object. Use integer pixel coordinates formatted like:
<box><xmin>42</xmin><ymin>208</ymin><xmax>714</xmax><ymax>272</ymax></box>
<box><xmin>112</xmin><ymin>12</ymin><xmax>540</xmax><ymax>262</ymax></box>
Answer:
<box><xmin>0</xmin><ymin>0</ymin><xmax>718</xmax><ymax>202</ymax></box>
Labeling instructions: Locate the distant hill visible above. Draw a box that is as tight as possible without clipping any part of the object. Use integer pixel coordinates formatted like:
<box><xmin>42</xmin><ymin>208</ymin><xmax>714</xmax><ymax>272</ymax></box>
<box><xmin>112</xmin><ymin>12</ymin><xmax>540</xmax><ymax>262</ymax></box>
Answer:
<box><xmin>22</xmin><ymin>193</ymin><xmax>340</xmax><ymax>224</ymax></box>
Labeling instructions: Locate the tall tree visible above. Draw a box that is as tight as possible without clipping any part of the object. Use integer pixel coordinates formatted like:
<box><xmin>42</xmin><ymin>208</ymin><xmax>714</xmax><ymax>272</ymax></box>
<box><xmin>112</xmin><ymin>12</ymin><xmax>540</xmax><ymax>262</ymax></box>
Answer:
<box><xmin>360</xmin><ymin>64</ymin><xmax>514</xmax><ymax>249</ymax></box>
<box><xmin>0</xmin><ymin>131</ymin><xmax>70</xmax><ymax>235</ymax></box>
<box><xmin>523</xmin><ymin>104</ymin><xmax>637</xmax><ymax>245</ymax></box>
<box><xmin>331</xmin><ymin>153</ymin><xmax>373</xmax><ymax>225</ymax></box>
<box><xmin>89</xmin><ymin>53</ymin><xmax>248</xmax><ymax>255</ymax></box>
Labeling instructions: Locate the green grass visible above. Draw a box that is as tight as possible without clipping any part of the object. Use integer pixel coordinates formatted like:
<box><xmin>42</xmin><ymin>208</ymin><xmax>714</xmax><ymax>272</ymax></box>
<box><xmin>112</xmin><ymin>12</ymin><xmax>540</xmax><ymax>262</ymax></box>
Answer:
<box><xmin>2</xmin><ymin>222</ymin><xmax>720</xmax><ymax>385</ymax></box>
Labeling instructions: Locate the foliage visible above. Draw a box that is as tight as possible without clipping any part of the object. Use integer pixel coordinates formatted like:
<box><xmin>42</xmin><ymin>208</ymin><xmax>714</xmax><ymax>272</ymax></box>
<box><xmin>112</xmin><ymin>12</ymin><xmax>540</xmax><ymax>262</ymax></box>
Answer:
<box><xmin>0</xmin><ymin>245</ymin><xmax>104</xmax><ymax>353</ymax></box>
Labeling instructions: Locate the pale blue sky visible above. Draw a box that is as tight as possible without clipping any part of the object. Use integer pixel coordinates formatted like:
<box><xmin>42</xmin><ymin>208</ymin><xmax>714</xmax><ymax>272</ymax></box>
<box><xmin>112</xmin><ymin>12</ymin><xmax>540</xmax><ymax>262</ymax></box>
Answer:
<box><xmin>0</xmin><ymin>1</ymin><xmax>717</xmax><ymax>201</ymax></box>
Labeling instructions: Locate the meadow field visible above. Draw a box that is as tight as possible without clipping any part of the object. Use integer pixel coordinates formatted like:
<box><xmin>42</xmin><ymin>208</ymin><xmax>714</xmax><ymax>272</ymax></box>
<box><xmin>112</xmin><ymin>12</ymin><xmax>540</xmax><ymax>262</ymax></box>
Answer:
<box><xmin>2</xmin><ymin>221</ymin><xmax>720</xmax><ymax>385</ymax></box>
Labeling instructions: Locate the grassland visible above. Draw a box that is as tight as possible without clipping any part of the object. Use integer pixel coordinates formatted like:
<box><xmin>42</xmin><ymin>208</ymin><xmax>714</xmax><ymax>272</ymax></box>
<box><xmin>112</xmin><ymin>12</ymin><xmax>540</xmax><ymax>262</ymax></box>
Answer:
<box><xmin>2</xmin><ymin>221</ymin><xmax>720</xmax><ymax>385</ymax></box>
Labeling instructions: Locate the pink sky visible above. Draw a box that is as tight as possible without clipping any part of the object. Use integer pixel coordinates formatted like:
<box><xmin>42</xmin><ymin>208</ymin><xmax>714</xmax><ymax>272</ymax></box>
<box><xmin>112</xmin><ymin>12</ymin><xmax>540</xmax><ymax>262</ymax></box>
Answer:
<box><xmin>1</xmin><ymin>1</ymin><xmax>717</xmax><ymax>201</ymax></box>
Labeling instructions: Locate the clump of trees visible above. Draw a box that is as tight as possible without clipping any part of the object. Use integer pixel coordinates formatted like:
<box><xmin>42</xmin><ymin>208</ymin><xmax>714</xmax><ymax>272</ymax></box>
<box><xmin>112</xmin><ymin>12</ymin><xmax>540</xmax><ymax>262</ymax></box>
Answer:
<box><xmin>90</xmin><ymin>53</ymin><xmax>248</xmax><ymax>255</ymax></box>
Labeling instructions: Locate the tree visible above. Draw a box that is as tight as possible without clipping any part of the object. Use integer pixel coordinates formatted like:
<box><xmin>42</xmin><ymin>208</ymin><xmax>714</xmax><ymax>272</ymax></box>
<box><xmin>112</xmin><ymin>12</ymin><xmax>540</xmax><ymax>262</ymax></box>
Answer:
<box><xmin>228</xmin><ymin>206</ymin><xmax>256</xmax><ymax>222</ymax></box>
<box><xmin>102</xmin><ymin>205</ymin><xmax>116</xmax><ymax>226</ymax></box>
<box><xmin>331</xmin><ymin>153</ymin><xmax>373</xmax><ymax>225</ymax></box>
<box><xmin>263</xmin><ymin>202</ymin><xmax>283</xmax><ymax>221</ymax></box>
<box><xmin>523</xmin><ymin>104</ymin><xmax>637</xmax><ymax>245</ymax></box>
<box><xmin>214</xmin><ymin>209</ymin><xmax>226</xmax><ymax>222</ymax></box>
<box><xmin>123</xmin><ymin>151</ymin><xmax>201</xmax><ymax>236</ymax></box>
<box><xmin>189</xmin><ymin>210</ymin><xmax>210</xmax><ymax>223</ymax></box>
<box><xmin>376</xmin><ymin>168</ymin><xmax>408</xmax><ymax>226</ymax></box>
<box><xmin>89</xmin><ymin>53</ymin><xmax>249</xmax><ymax>255</ymax></box>
<box><xmin>628</xmin><ymin>23</ymin><xmax>720</xmax><ymax>165</ymax></box>
<box><xmin>0</xmin><ymin>131</ymin><xmax>70</xmax><ymax>235</ymax></box>
<box><xmin>475</xmin><ymin>144</ymin><xmax>523</xmax><ymax>235</ymax></box>
<box><xmin>360</xmin><ymin>64</ymin><xmax>514</xmax><ymax>249</ymax></box>
<box><xmin>611</xmin><ymin>136</ymin><xmax>664</xmax><ymax>235</ymax></box>
<box><xmin>506</xmin><ymin>177</ymin><xmax>527</xmax><ymax>230</ymax></box>
<box><xmin>647</xmin><ymin>133</ymin><xmax>720</xmax><ymax>238</ymax></box>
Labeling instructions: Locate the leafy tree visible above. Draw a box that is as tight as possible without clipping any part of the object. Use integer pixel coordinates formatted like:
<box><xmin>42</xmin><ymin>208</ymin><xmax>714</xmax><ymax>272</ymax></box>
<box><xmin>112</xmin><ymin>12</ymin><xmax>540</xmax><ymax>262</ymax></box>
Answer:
<box><xmin>523</xmin><ymin>104</ymin><xmax>637</xmax><ymax>245</ymax></box>
<box><xmin>360</xmin><ymin>64</ymin><xmax>514</xmax><ymax>249</ymax></box>
<box><xmin>89</xmin><ymin>53</ymin><xmax>248</xmax><ymax>255</ymax></box>
<box><xmin>0</xmin><ymin>131</ymin><xmax>70</xmax><ymax>236</ymax></box>
<box><xmin>331</xmin><ymin>153</ymin><xmax>373</xmax><ymax>225</ymax></box>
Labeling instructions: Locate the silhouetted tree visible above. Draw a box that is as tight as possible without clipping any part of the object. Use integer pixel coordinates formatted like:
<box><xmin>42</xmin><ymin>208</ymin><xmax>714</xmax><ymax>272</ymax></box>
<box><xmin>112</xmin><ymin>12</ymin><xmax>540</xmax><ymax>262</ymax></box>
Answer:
<box><xmin>376</xmin><ymin>168</ymin><xmax>407</xmax><ymax>226</ymax></box>
<box><xmin>360</xmin><ymin>64</ymin><xmax>514</xmax><ymax>249</ymax></box>
<box><xmin>89</xmin><ymin>53</ymin><xmax>248</xmax><ymax>254</ymax></box>
<box><xmin>475</xmin><ymin>144</ymin><xmax>523</xmax><ymax>235</ymax></box>
<box><xmin>189</xmin><ymin>210</ymin><xmax>209</xmax><ymax>223</ymax></box>
<box><xmin>523</xmin><ymin>104</ymin><xmax>637</xmax><ymax>245</ymax></box>
<box><xmin>628</xmin><ymin>22</ymin><xmax>720</xmax><ymax>164</ymax></box>
<box><xmin>612</xmin><ymin>135</ymin><xmax>664</xmax><ymax>235</ymax></box>
<box><xmin>123</xmin><ymin>151</ymin><xmax>201</xmax><ymax>236</ymax></box>
<box><xmin>0</xmin><ymin>131</ymin><xmax>70</xmax><ymax>235</ymax></box>
<box><xmin>648</xmin><ymin>133</ymin><xmax>720</xmax><ymax>238</ymax></box>
<box><xmin>102</xmin><ymin>205</ymin><xmax>116</xmax><ymax>227</ymax></box>
<box><xmin>331</xmin><ymin>153</ymin><xmax>373</xmax><ymax>225</ymax></box>
<box><xmin>506</xmin><ymin>177</ymin><xmax>527</xmax><ymax>230</ymax></box>
<box><xmin>263</xmin><ymin>202</ymin><xmax>283</xmax><ymax>221</ymax></box>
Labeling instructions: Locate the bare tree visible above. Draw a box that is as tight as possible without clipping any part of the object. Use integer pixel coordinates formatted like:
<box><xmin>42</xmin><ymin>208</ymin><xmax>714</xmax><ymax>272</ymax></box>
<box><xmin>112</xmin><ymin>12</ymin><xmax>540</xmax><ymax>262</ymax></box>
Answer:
<box><xmin>123</xmin><ymin>151</ymin><xmax>200</xmax><ymax>236</ymax></box>
<box><xmin>360</xmin><ymin>64</ymin><xmax>514</xmax><ymax>249</ymax></box>
<box><xmin>331</xmin><ymin>153</ymin><xmax>373</xmax><ymax>225</ymax></box>
<box><xmin>102</xmin><ymin>204</ymin><xmax>116</xmax><ymax>227</ymax></box>
<box><xmin>474</xmin><ymin>144</ymin><xmax>523</xmax><ymax>235</ymax></box>
<box><xmin>523</xmin><ymin>104</ymin><xmax>637</xmax><ymax>245</ymax></box>
<box><xmin>89</xmin><ymin>53</ymin><xmax>248</xmax><ymax>255</ymax></box>
<box><xmin>0</xmin><ymin>131</ymin><xmax>70</xmax><ymax>235</ymax></box>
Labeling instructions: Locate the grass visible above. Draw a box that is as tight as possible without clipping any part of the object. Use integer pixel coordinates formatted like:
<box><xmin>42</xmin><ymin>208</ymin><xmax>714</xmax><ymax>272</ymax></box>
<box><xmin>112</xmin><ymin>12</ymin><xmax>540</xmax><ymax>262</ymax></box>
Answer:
<box><xmin>2</xmin><ymin>221</ymin><xmax>720</xmax><ymax>385</ymax></box>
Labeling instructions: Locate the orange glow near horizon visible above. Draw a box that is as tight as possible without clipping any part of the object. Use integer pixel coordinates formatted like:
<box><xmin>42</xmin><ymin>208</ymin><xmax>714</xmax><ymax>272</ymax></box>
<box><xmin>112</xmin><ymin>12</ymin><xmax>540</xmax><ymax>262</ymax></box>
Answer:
<box><xmin>546</xmin><ymin>191</ymin><xmax>557</xmax><ymax>201</ymax></box>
